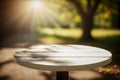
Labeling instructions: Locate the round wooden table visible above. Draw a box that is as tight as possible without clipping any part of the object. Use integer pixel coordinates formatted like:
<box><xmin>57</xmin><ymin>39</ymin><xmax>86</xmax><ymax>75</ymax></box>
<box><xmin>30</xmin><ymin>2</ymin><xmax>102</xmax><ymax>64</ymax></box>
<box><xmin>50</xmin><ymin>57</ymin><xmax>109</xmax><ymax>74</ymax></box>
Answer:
<box><xmin>14</xmin><ymin>45</ymin><xmax>112</xmax><ymax>80</ymax></box>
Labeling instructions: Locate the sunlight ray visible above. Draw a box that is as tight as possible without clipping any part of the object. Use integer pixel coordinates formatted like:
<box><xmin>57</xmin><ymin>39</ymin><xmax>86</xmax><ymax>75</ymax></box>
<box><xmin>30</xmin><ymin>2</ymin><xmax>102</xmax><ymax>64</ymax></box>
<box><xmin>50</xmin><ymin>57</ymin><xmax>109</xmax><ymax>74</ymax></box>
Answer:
<box><xmin>42</xmin><ymin>7</ymin><xmax>61</xmax><ymax>27</ymax></box>
<box><xmin>44</xmin><ymin>6</ymin><xmax>63</xmax><ymax>26</ymax></box>
<box><xmin>39</xmin><ymin>10</ymin><xmax>49</xmax><ymax>27</ymax></box>
<box><xmin>30</xmin><ymin>8</ymin><xmax>38</xmax><ymax>32</ymax></box>
<box><xmin>5</xmin><ymin>0</ymin><xmax>63</xmax><ymax>32</ymax></box>
<box><xmin>19</xmin><ymin>7</ymin><xmax>34</xmax><ymax>26</ymax></box>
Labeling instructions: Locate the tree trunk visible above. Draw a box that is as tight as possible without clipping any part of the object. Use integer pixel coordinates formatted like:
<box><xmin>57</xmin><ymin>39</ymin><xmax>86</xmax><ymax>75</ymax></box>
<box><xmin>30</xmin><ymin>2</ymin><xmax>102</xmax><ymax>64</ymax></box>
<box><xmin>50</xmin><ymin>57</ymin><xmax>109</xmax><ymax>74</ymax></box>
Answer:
<box><xmin>79</xmin><ymin>14</ymin><xmax>94</xmax><ymax>42</ymax></box>
<box><xmin>67</xmin><ymin>0</ymin><xmax>101</xmax><ymax>42</ymax></box>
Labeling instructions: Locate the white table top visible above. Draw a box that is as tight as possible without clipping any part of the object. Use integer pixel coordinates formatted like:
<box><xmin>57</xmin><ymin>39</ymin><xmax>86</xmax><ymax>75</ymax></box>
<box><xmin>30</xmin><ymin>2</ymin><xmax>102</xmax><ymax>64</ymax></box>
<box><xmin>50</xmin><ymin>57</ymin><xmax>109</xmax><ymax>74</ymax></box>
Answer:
<box><xmin>14</xmin><ymin>45</ymin><xmax>112</xmax><ymax>71</ymax></box>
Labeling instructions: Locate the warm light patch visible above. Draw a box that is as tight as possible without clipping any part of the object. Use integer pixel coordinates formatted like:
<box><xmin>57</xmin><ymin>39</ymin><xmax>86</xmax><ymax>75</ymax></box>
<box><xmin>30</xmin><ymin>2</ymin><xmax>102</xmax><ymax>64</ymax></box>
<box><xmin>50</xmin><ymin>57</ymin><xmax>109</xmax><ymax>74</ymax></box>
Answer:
<box><xmin>33</xmin><ymin>0</ymin><xmax>40</xmax><ymax>7</ymax></box>
<box><xmin>32</xmin><ymin>0</ymin><xmax>43</xmax><ymax>8</ymax></box>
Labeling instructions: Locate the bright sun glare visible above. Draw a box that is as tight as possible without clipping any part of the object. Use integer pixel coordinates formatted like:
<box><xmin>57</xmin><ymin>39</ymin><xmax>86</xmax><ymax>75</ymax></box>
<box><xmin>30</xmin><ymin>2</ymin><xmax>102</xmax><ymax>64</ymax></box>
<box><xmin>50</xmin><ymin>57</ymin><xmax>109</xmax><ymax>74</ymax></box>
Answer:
<box><xmin>32</xmin><ymin>0</ymin><xmax>41</xmax><ymax>8</ymax></box>
<box><xmin>6</xmin><ymin>0</ymin><xmax>61</xmax><ymax>32</ymax></box>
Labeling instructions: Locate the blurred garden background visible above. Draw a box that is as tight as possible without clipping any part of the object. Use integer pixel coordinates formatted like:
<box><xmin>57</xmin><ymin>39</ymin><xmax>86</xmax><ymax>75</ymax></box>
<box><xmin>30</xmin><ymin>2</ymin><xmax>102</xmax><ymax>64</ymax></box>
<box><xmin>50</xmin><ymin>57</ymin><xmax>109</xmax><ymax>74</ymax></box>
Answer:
<box><xmin>0</xmin><ymin>0</ymin><xmax>120</xmax><ymax>80</ymax></box>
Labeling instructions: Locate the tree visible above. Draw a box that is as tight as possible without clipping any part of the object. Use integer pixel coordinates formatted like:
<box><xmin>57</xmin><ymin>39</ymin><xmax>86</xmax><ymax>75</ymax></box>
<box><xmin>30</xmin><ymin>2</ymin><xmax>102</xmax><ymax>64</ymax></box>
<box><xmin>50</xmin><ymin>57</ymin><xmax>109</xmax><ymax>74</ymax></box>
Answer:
<box><xmin>67</xmin><ymin>0</ymin><xmax>101</xmax><ymax>41</ymax></box>
<box><xmin>110</xmin><ymin>0</ymin><xmax>120</xmax><ymax>29</ymax></box>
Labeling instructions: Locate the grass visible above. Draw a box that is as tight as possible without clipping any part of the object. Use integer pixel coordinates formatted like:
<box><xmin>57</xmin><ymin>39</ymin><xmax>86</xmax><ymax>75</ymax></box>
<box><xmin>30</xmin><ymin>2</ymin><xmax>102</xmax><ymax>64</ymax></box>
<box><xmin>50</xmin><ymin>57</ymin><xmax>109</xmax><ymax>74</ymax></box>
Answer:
<box><xmin>36</xmin><ymin>27</ymin><xmax>120</xmax><ymax>44</ymax></box>
<box><xmin>92</xmin><ymin>29</ymin><xmax>120</xmax><ymax>37</ymax></box>
<box><xmin>36</xmin><ymin>28</ymin><xmax>81</xmax><ymax>43</ymax></box>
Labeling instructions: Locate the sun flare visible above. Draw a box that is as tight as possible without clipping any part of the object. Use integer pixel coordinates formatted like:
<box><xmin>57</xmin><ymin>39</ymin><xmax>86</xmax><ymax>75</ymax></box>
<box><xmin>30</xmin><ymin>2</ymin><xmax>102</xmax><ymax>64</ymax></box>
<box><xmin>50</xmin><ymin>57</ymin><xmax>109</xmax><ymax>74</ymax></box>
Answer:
<box><xmin>6</xmin><ymin>0</ymin><xmax>62</xmax><ymax>32</ymax></box>
<box><xmin>32</xmin><ymin>0</ymin><xmax>42</xmax><ymax>8</ymax></box>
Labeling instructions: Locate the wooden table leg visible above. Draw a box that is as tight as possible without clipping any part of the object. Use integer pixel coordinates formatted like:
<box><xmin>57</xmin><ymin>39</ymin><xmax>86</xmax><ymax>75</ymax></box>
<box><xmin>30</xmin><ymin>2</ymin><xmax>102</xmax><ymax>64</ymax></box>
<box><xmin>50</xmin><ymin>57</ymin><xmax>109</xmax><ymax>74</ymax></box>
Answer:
<box><xmin>56</xmin><ymin>71</ymin><xmax>69</xmax><ymax>80</ymax></box>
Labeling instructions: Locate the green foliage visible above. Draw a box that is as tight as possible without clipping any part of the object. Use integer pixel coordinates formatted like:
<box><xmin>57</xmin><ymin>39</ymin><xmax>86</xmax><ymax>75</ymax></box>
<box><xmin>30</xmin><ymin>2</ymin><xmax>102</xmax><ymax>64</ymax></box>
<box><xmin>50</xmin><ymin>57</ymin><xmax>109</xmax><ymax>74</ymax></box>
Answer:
<box><xmin>39</xmin><ymin>0</ymin><xmax>119</xmax><ymax>28</ymax></box>
<box><xmin>94</xmin><ymin>0</ymin><xmax>120</xmax><ymax>28</ymax></box>
<box><xmin>36</xmin><ymin>27</ymin><xmax>120</xmax><ymax>43</ymax></box>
